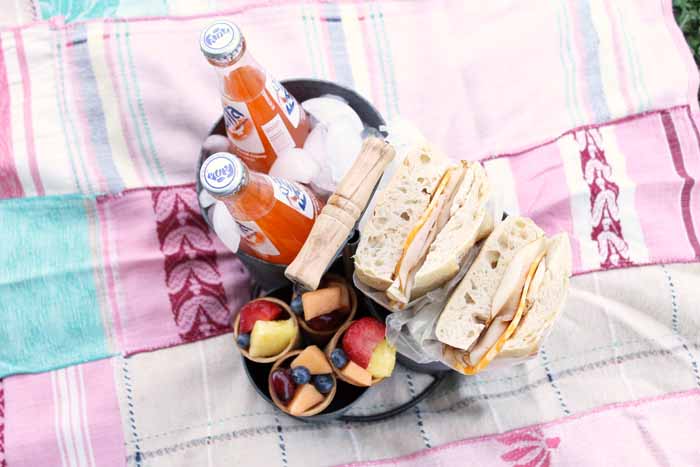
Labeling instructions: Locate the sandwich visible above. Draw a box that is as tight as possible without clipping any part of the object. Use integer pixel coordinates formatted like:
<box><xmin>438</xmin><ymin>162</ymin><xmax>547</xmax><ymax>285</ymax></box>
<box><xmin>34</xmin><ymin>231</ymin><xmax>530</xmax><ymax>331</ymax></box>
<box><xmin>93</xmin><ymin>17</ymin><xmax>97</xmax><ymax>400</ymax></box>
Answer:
<box><xmin>354</xmin><ymin>145</ymin><xmax>492</xmax><ymax>306</ymax></box>
<box><xmin>437</xmin><ymin>216</ymin><xmax>572</xmax><ymax>374</ymax></box>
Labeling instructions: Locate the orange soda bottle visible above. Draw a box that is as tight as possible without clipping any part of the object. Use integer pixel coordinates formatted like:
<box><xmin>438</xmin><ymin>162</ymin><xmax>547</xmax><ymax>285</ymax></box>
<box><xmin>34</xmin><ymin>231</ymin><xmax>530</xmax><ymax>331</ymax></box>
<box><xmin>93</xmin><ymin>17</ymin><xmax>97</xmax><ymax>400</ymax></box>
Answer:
<box><xmin>200</xmin><ymin>21</ymin><xmax>310</xmax><ymax>173</ymax></box>
<box><xmin>200</xmin><ymin>152</ymin><xmax>323</xmax><ymax>265</ymax></box>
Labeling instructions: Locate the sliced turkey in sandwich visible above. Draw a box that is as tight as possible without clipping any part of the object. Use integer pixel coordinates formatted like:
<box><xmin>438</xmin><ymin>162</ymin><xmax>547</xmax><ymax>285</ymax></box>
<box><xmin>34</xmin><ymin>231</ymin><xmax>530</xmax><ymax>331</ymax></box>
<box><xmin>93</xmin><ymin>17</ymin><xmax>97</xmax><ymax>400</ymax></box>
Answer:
<box><xmin>354</xmin><ymin>145</ymin><xmax>492</xmax><ymax>307</ymax></box>
<box><xmin>436</xmin><ymin>216</ymin><xmax>572</xmax><ymax>374</ymax></box>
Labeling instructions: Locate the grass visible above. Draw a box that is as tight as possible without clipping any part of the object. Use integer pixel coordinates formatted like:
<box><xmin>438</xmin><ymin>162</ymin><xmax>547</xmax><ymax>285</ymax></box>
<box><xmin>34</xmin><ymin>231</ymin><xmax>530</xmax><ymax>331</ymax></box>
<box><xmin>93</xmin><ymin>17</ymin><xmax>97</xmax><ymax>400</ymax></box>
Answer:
<box><xmin>674</xmin><ymin>0</ymin><xmax>700</xmax><ymax>65</ymax></box>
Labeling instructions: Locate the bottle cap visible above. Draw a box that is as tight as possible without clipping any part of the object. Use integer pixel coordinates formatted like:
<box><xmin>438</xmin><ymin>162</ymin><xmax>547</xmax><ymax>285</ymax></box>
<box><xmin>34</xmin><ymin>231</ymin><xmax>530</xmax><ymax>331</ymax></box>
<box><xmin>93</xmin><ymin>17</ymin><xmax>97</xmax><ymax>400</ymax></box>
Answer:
<box><xmin>200</xmin><ymin>152</ymin><xmax>248</xmax><ymax>196</ymax></box>
<box><xmin>199</xmin><ymin>21</ymin><xmax>244</xmax><ymax>64</ymax></box>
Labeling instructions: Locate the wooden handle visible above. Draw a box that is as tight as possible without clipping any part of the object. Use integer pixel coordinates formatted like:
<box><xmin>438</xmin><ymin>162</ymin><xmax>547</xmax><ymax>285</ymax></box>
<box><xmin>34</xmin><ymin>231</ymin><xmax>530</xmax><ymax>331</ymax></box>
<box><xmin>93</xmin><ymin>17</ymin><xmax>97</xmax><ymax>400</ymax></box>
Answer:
<box><xmin>285</xmin><ymin>137</ymin><xmax>395</xmax><ymax>290</ymax></box>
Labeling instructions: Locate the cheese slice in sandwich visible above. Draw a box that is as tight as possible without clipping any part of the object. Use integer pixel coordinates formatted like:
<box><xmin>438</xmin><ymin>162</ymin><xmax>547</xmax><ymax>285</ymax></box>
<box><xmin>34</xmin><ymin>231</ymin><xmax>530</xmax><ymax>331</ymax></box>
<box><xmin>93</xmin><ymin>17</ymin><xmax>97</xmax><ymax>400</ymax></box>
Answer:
<box><xmin>435</xmin><ymin>216</ymin><xmax>544</xmax><ymax>350</ymax></box>
<box><xmin>385</xmin><ymin>162</ymin><xmax>468</xmax><ymax>305</ymax></box>
<box><xmin>356</xmin><ymin>151</ymin><xmax>493</xmax><ymax>306</ymax></box>
<box><xmin>412</xmin><ymin>162</ymin><xmax>492</xmax><ymax>298</ymax></box>
<box><xmin>499</xmin><ymin>233</ymin><xmax>571</xmax><ymax>358</ymax></box>
<box><xmin>436</xmin><ymin>219</ymin><xmax>572</xmax><ymax>374</ymax></box>
<box><xmin>460</xmin><ymin>249</ymin><xmax>546</xmax><ymax>373</ymax></box>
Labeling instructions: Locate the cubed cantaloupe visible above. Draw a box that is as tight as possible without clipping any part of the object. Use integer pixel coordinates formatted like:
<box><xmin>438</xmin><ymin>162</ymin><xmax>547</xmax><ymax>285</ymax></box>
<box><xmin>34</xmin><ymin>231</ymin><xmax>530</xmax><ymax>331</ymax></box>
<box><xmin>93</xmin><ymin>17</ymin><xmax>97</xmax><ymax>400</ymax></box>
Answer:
<box><xmin>288</xmin><ymin>383</ymin><xmax>324</xmax><ymax>415</ymax></box>
<box><xmin>302</xmin><ymin>286</ymin><xmax>348</xmax><ymax>321</ymax></box>
<box><xmin>340</xmin><ymin>360</ymin><xmax>372</xmax><ymax>387</ymax></box>
<box><xmin>290</xmin><ymin>345</ymin><xmax>332</xmax><ymax>375</ymax></box>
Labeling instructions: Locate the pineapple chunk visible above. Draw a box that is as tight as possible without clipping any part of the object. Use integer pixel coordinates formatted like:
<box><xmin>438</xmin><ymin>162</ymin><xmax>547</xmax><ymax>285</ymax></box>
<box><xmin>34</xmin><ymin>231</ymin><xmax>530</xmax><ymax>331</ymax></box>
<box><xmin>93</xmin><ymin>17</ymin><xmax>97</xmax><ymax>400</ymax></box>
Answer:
<box><xmin>248</xmin><ymin>319</ymin><xmax>295</xmax><ymax>358</ymax></box>
<box><xmin>366</xmin><ymin>339</ymin><xmax>396</xmax><ymax>378</ymax></box>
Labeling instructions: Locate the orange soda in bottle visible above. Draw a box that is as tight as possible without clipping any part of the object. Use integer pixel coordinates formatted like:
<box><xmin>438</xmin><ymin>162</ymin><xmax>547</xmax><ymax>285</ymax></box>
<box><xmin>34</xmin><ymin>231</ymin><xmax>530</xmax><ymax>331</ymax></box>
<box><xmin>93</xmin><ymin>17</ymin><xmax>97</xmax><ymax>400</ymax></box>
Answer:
<box><xmin>200</xmin><ymin>21</ymin><xmax>310</xmax><ymax>173</ymax></box>
<box><xmin>200</xmin><ymin>152</ymin><xmax>323</xmax><ymax>265</ymax></box>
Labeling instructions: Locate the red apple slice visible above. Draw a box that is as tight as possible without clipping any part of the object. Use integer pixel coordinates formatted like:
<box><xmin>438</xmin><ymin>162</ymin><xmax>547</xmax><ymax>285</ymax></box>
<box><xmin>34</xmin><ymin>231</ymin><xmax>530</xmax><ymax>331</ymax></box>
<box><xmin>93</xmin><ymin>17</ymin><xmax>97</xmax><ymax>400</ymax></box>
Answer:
<box><xmin>238</xmin><ymin>300</ymin><xmax>283</xmax><ymax>334</ymax></box>
<box><xmin>341</xmin><ymin>317</ymin><xmax>386</xmax><ymax>369</ymax></box>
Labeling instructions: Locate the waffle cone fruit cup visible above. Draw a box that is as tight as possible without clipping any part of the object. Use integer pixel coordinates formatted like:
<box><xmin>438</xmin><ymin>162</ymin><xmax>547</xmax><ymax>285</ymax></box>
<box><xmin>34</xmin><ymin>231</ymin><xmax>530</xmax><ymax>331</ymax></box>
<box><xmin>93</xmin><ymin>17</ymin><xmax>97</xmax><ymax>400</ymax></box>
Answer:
<box><xmin>297</xmin><ymin>274</ymin><xmax>357</xmax><ymax>345</ymax></box>
<box><xmin>233</xmin><ymin>297</ymin><xmax>301</xmax><ymax>364</ymax></box>
<box><xmin>268</xmin><ymin>349</ymin><xmax>337</xmax><ymax>417</ymax></box>
<box><xmin>325</xmin><ymin>320</ymin><xmax>385</xmax><ymax>387</ymax></box>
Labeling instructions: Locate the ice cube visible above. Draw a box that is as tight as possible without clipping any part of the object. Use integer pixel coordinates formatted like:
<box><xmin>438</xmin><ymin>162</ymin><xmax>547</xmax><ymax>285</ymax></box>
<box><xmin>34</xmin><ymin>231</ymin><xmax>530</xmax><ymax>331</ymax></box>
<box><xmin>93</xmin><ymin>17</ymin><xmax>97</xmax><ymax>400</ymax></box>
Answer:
<box><xmin>310</xmin><ymin>164</ymin><xmax>335</xmax><ymax>201</ymax></box>
<box><xmin>201</xmin><ymin>134</ymin><xmax>231</xmax><ymax>157</ymax></box>
<box><xmin>302</xmin><ymin>96</ymin><xmax>363</xmax><ymax>133</ymax></box>
<box><xmin>211</xmin><ymin>201</ymin><xmax>241</xmax><ymax>253</ymax></box>
<box><xmin>198</xmin><ymin>189</ymin><xmax>216</xmax><ymax>209</ymax></box>
<box><xmin>269</xmin><ymin>147</ymin><xmax>319</xmax><ymax>184</ymax></box>
<box><xmin>303</xmin><ymin>124</ymin><xmax>328</xmax><ymax>165</ymax></box>
<box><xmin>325</xmin><ymin>116</ymin><xmax>363</xmax><ymax>183</ymax></box>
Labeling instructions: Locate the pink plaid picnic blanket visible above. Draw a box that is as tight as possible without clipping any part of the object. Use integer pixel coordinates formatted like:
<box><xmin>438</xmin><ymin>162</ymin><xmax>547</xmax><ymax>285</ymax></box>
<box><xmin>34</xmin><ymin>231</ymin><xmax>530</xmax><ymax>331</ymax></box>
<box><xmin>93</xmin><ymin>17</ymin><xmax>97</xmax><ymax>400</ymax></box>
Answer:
<box><xmin>1</xmin><ymin>1</ymin><xmax>699</xmax><ymax>466</ymax></box>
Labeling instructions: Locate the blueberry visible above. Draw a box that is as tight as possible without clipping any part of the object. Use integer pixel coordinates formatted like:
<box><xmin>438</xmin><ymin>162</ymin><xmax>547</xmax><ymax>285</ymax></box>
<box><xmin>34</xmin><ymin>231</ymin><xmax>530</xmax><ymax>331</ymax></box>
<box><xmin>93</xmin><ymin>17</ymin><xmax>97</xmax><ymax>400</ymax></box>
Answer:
<box><xmin>290</xmin><ymin>294</ymin><xmax>304</xmax><ymax>316</ymax></box>
<box><xmin>291</xmin><ymin>366</ymin><xmax>311</xmax><ymax>385</ymax></box>
<box><xmin>330</xmin><ymin>348</ymin><xmax>349</xmax><ymax>369</ymax></box>
<box><xmin>313</xmin><ymin>374</ymin><xmax>334</xmax><ymax>394</ymax></box>
<box><xmin>236</xmin><ymin>332</ymin><xmax>251</xmax><ymax>350</ymax></box>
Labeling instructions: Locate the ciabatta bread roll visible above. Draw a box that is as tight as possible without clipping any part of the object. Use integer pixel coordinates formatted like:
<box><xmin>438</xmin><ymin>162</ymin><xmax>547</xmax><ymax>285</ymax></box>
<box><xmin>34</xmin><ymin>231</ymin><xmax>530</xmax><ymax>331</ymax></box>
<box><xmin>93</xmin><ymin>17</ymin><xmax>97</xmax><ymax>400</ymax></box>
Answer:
<box><xmin>355</xmin><ymin>146</ymin><xmax>493</xmax><ymax>305</ymax></box>
<box><xmin>354</xmin><ymin>145</ymin><xmax>448</xmax><ymax>291</ymax></box>
<box><xmin>436</xmin><ymin>216</ymin><xmax>572</xmax><ymax>374</ymax></box>
<box><xmin>435</xmin><ymin>216</ymin><xmax>544</xmax><ymax>350</ymax></box>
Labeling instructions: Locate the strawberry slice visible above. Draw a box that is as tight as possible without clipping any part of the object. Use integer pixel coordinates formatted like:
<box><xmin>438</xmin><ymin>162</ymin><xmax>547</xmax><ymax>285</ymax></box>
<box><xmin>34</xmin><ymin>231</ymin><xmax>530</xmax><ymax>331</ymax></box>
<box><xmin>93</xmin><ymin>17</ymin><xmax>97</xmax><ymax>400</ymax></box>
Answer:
<box><xmin>238</xmin><ymin>300</ymin><xmax>283</xmax><ymax>334</ymax></box>
<box><xmin>341</xmin><ymin>317</ymin><xmax>386</xmax><ymax>369</ymax></box>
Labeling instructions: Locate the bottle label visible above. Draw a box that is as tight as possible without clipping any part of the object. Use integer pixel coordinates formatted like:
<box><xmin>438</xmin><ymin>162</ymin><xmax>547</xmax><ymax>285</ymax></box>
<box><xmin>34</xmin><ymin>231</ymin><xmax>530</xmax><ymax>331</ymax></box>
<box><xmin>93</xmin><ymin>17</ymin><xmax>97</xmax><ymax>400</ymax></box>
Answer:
<box><xmin>221</xmin><ymin>97</ymin><xmax>266</xmax><ymax>156</ymax></box>
<box><xmin>266</xmin><ymin>79</ymin><xmax>302</xmax><ymax>128</ymax></box>
<box><xmin>236</xmin><ymin>220</ymin><xmax>281</xmax><ymax>257</ymax></box>
<box><xmin>260</xmin><ymin>114</ymin><xmax>296</xmax><ymax>156</ymax></box>
<box><xmin>270</xmin><ymin>176</ymin><xmax>316</xmax><ymax>220</ymax></box>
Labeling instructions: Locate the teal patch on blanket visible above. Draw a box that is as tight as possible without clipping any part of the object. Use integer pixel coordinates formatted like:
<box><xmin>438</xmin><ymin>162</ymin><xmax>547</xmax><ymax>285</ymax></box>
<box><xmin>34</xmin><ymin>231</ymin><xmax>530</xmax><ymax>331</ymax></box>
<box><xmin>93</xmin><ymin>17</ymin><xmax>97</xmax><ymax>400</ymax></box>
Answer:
<box><xmin>0</xmin><ymin>195</ymin><xmax>113</xmax><ymax>378</ymax></box>
<box><xmin>38</xmin><ymin>0</ymin><xmax>120</xmax><ymax>22</ymax></box>
<box><xmin>38</xmin><ymin>0</ymin><xmax>169</xmax><ymax>22</ymax></box>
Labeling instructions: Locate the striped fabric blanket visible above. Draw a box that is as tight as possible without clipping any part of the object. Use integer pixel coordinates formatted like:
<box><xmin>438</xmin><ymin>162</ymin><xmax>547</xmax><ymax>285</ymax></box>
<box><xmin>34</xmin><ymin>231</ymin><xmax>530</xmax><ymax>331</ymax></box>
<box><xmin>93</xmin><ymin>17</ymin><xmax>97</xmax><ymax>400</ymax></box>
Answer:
<box><xmin>1</xmin><ymin>1</ymin><xmax>699</xmax><ymax>466</ymax></box>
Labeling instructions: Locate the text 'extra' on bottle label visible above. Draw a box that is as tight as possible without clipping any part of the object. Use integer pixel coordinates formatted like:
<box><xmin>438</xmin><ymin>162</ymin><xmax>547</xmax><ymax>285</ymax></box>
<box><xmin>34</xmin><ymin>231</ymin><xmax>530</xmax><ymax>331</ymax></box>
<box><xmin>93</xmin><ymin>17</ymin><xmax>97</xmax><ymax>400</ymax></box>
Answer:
<box><xmin>270</xmin><ymin>177</ymin><xmax>315</xmax><ymax>220</ymax></box>
<box><xmin>235</xmin><ymin>220</ymin><xmax>281</xmax><ymax>257</ymax></box>
<box><xmin>221</xmin><ymin>98</ymin><xmax>265</xmax><ymax>155</ymax></box>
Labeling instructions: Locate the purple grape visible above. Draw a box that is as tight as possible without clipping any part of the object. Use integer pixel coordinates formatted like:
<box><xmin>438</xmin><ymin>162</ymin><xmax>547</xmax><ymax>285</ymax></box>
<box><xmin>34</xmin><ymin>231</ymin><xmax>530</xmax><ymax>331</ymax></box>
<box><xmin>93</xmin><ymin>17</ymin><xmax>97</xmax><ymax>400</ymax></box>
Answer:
<box><xmin>271</xmin><ymin>369</ymin><xmax>296</xmax><ymax>403</ymax></box>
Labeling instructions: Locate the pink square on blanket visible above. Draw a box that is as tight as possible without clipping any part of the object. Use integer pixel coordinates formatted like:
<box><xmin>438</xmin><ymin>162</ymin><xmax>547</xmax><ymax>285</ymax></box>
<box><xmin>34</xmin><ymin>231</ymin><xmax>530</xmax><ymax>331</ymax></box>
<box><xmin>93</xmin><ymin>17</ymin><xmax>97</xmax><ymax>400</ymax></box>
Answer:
<box><xmin>670</xmin><ymin>109</ymin><xmax>700</xmax><ymax>253</ymax></box>
<box><xmin>3</xmin><ymin>360</ymin><xmax>125</xmax><ymax>467</ymax></box>
<box><xmin>507</xmin><ymin>143</ymin><xmax>581</xmax><ymax>271</ymax></box>
<box><xmin>613</xmin><ymin>109</ymin><xmax>694</xmax><ymax>261</ymax></box>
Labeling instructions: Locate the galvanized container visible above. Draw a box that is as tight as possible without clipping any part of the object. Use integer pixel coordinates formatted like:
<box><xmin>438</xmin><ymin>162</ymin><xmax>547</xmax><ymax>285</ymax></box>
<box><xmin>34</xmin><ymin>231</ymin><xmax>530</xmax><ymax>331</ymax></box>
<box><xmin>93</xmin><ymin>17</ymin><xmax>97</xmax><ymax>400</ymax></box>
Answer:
<box><xmin>196</xmin><ymin>79</ymin><xmax>385</xmax><ymax>292</ymax></box>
